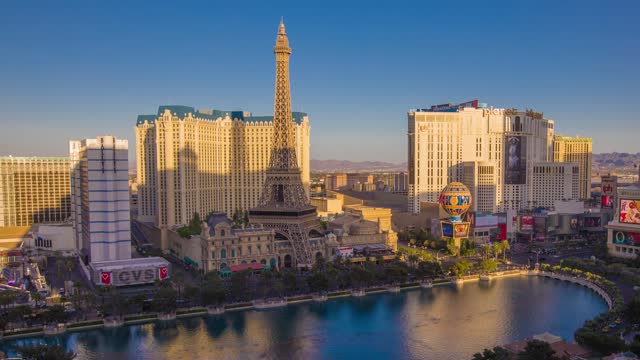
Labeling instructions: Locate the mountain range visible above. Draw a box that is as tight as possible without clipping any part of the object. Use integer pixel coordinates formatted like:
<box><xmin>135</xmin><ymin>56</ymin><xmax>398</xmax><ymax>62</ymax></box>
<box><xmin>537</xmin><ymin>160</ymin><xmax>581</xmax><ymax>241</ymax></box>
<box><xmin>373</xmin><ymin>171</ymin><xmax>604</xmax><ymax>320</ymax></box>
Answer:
<box><xmin>310</xmin><ymin>159</ymin><xmax>407</xmax><ymax>173</ymax></box>
<box><xmin>593</xmin><ymin>152</ymin><xmax>640</xmax><ymax>170</ymax></box>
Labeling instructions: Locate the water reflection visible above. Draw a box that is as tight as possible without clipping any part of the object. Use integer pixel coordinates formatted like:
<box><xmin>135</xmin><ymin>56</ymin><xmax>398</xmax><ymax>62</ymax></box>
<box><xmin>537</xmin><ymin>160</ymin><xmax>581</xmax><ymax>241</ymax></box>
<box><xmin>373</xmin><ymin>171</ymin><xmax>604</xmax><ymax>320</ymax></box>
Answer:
<box><xmin>1</xmin><ymin>277</ymin><xmax>607</xmax><ymax>360</ymax></box>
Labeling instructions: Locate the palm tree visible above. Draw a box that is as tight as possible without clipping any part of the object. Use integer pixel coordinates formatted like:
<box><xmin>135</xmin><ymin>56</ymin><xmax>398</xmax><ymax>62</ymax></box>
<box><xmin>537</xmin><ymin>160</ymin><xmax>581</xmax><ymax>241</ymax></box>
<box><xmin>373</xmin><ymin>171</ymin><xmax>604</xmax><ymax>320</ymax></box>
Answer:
<box><xmin>500</xmin><ymin>240</ymin><xmax>510</xmax><ymax>261</ymax></box>
<box><xmin>481</xmin><ymin>245</ymin><xmax>492</xmax><ymax>260</ymax></box>
<box><xmin>65</xmin><ymin>260</ymin><xmax>75</xmax><ymax>281</ymax></box>
<box><xmin>407</xmin><ymin>254</ymin><xmax>420</xmax><ymax>268</ymax></box>
<box><xmin>172</xmin><ymin>272</ymin><xmax>184</xmax><ymax>299</ymax></box>
<box><xmin>492</xmin><ymin>242</ymin><xmax>502</xmax><ymax>261</ymax></box>
<box><xmin>32</xmin><ymin>292</ymin><xmax>43</xmax><ymax>308</ymax></box>
<box><xmin>56</xmin><ymin>259</ymin><xmax>65</xmax><ymax>279</ymax></box>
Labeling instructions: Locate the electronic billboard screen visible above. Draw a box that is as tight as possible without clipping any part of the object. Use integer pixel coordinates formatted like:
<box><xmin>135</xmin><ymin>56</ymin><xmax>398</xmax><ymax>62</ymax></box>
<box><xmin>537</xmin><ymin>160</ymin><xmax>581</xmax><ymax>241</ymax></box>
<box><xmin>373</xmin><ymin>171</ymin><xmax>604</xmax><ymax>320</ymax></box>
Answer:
<box><xmin>505</xmin><ymin>136</ymin><xmax>527</xmax><ymax>184</ymax></box>
<box><xmin>620</xmin><ymin>199</ymin><xmax>640</xmax><ymax>224</ymax></box>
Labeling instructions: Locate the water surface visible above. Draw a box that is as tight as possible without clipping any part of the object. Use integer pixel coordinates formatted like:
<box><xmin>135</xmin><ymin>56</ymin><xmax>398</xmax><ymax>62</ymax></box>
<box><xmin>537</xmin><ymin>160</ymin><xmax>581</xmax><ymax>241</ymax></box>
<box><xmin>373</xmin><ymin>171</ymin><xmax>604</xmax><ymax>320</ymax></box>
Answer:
<box><xmin>1</xmin><ymin>276</ymin><xmax>607</xmax><ymax>360</ymax></box>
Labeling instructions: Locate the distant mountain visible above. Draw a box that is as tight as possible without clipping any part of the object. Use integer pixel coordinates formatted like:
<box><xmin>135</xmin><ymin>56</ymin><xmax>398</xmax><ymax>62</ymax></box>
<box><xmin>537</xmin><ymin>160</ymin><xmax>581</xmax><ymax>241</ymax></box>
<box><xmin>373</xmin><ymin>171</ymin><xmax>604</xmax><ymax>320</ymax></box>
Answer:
<box><xmin>311</xmin><ymin>159</ymin><xmax>407</xmax><ymax>173</ymax></box>
<box><xmin>593</xmin><ymin>153</ymin><xmax>640</xmax><ymax>172</ymax></box>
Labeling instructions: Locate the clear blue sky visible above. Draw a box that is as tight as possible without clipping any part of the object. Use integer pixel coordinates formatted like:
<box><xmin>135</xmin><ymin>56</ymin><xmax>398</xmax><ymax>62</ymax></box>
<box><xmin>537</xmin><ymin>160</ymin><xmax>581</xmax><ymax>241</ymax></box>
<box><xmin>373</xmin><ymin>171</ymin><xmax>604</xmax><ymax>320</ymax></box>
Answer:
<box><xmin>1</xmin><ymin>0</ymin><xmax>638</xmax><ymax>163</ymax></box>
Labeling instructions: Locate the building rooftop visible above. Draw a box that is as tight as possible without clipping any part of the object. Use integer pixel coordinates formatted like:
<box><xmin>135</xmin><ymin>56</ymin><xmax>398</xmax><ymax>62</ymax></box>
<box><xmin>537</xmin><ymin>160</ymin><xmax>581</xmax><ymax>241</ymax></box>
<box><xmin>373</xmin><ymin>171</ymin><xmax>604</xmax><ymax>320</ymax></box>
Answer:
<box><xmin>0</xmin><ymin>156</ymin><xmax>70</xmax><ymax>161</ymax></box>
<box><xmin>136</xmin><ymin>105</ymin><xmax>307</xmax><ymax>126</ymax></box>
<box><xmin>90</xmin><ymin>257</ymin><xmax>170</xmax><ymax>270</ymax></box>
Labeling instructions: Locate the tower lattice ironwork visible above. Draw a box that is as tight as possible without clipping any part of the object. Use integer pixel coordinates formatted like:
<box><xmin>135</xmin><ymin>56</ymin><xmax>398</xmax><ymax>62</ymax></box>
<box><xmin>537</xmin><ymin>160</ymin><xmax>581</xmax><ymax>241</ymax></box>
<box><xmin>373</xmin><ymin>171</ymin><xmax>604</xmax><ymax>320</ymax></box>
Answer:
<box><xmin>249</xmin><ymin>20</ymin><xmax>322</xmax><ymax>268</ymax></box>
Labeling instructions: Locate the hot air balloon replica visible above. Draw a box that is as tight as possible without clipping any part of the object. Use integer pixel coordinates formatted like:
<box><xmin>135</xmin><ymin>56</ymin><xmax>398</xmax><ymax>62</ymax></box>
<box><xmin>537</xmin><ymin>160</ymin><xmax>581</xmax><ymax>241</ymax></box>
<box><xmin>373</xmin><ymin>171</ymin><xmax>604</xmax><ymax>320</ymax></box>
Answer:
<box><xmin>438</xmin><ymin>182</ymin><xmax>472</xmax><ymax>250</ymax></box>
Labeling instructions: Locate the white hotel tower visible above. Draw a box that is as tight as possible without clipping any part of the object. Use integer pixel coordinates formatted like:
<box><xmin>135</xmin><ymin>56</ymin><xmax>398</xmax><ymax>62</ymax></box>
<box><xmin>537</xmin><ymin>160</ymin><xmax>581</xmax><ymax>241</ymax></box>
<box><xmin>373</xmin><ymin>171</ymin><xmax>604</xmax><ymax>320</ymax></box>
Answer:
<box><xmin>408</xmin><ymin>101</ymin><xmax>581</xmax><ymax>214</ymax></box>
<box><xmin>70</xmin><ymin>136</ymin><xmax>131</xmax><ymax>263</ymax></box>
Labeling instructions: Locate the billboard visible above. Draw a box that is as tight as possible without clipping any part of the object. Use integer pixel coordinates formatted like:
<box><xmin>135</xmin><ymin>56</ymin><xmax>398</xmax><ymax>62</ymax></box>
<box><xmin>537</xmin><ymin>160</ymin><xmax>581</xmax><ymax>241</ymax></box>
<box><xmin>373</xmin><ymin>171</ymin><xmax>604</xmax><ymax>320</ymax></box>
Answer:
<box><xmin>100</xmin><ymin>272</ymin><xmax>112</xmax><ymax>286</ymax></box>
<box><xmin>442</xmin><ymin>223</ymin><xmax>454</xmax><ymax>237</ymax></box>
<box><xmin>534</xmin><ymin>216</ymin><xmax>547</xmax><ymax>234</ymax></box>
<box><xmin>463</xmin><ymin>211</ymin><xmax>476</xmax><ymax>227</ymax></box>
<box><xmin>504</xmin><ymin>136</ymin><xmax>527</xmax><ymax>184</ymax></box>
<box><xmin>612</xmin><ymin>231</ymin><xmax>640</xmax><ymax>246</ymax></box>
<box><xmin>601</xmin><ymin>176</ymin><xmax>616</xmax><ymax>196</ymax></box>
<box><xmin>620</xmin><ymin>199</ymin><xmax>640</xmax><ymax>224</ymax></box>
<box><xmin>441</xmin><ymin>222</ymin><xmax>470</xmax><ymax>238</ymax></box>
<box><xmin>159</xmin><ymin>266</ymin><xmax>168</xmax><ymax>281</ymax></box>
<box><xmin>601</xmin><ymin>196</ymin><xmax>614</xmax><ymax>209</ymax></box>
<box><xmin>337</xmin><ymin>247</ymin><xmax>354</xmax><ymax>257</ymax></box>
<box><xmin>521</xmin><ymin>216</ymin><xmax>534</xmax><ymax>231</ymax></box>
<box><xmin>583</xmin><ymin>217</ymin><xmax>602</xmax><ymax>228</ymax></box>
<box><xmin>570</xmin><ymin>217</ymin><xmax>578</xmax><ymax>229</ymax></box>
<box><xmin>497</xmin><ymin>223</ymin><xmax>507</xmax><ymax>240</ymax></box>
<box><xmin>454</xmin><ymin>223</ymin><xmax>470</xmax><ymax>238</ymax></box>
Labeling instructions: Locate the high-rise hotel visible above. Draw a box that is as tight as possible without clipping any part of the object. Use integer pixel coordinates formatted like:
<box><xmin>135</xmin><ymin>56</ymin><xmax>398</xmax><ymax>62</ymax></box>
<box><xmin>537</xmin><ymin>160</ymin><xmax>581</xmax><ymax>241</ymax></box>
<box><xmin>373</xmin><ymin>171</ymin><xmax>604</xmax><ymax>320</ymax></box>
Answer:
<box><xmin>70</xmin><ymin>136</ymin><xmax>131</xmax><ymax>263</ymax></box>
<box><xmin>553</xmin><ymin>135</ymin><xmax>592</xmax><ymax>200</ymax></box>
<box><xmin>135</xmin><ymin>106</ymin><xmax>310</xmax><ymax>228</ymax></box>
<box><xmin>0</xmin><ymin>157</ymin><xmax>71</xmax><ymax>227</ymax></box>
<box><xmin>408</xmin><ymin>101</ymin><xmax>586</xmax><ymax>213</ymax></box>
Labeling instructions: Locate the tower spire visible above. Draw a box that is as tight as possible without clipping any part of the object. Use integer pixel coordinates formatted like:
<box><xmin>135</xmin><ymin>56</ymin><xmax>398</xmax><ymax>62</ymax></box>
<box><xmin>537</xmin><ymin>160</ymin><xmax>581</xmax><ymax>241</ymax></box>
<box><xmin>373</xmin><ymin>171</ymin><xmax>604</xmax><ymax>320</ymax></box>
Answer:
<box><xmin>250</xmin><ymin>21</ymin><xmax>322</xmax><ymax>268</ymax></box>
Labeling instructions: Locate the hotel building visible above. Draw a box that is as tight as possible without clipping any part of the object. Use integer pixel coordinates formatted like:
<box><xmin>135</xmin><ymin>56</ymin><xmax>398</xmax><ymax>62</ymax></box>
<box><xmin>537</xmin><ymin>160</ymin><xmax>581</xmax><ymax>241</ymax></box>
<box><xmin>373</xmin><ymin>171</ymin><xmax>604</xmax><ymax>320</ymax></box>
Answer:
<box><xmin>553</xmin><ymin>135</ymin><xmax>592</xmax><ymax>200</ymax></box>
<box><xmin>135</xmin><ymin>106</ymin><xmax>310</xmax><ymax>229</ymax></box>
<box><xmin>0</xmin><ymin>157</ymin><xmax>71</xmax><ymax>227</ymax></box>
<box><xmin>70</xmin><ymin>136</ymin><xmax>131</xmax><ymax>263</ymax></box>
<box><xmin>325</xmin><ymin>173</ymin><xmax>347</xmax><ymax>190</ymax></box>
<box><xmin>408</xmin><ymin>101</ymin><xmax>582</xmax><ymax>214</ymax></box>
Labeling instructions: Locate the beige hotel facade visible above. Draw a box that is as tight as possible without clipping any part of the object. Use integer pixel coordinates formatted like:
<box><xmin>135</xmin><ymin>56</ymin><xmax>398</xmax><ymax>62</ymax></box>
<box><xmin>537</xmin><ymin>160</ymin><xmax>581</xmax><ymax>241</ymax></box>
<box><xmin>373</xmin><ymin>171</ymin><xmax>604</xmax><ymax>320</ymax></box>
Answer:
<box><xmin>408</xmin><ymin>101</ymin><xmax>587</xmax><ymax>214</ymax></box>
<box><xmin>0</xmin><ymin>157</ymin><xmax>72</xmax><ymax>228</ymax></box>
<box><xmin>135</xmin><ymin>106</ymin><xmax>310</xmax><ymax>230</ymax></box>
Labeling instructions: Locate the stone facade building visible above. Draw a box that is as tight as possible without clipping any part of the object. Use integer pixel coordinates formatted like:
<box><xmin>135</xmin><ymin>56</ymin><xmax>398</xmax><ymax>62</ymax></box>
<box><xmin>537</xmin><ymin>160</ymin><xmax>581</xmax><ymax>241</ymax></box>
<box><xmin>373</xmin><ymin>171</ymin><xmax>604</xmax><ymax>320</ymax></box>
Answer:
<box><xmin>198</xmin><ymin>213</ymin><xmax>334</xmax><ymax>273</ymax></box>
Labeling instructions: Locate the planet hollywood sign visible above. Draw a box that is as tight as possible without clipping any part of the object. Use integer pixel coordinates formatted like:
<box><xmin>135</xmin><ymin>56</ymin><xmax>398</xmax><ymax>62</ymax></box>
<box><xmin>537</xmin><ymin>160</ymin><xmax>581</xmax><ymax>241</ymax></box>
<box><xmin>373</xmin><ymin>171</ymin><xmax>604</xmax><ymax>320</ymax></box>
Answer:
<box><xmin>482</xmin><ymin>108</ymin><xmax>505</xmax><ymax>116</ymax></box>
<box><xmin>99</xmin><ymin>265</ymin><xmax>169</xmax><ymax>286</ymax></box>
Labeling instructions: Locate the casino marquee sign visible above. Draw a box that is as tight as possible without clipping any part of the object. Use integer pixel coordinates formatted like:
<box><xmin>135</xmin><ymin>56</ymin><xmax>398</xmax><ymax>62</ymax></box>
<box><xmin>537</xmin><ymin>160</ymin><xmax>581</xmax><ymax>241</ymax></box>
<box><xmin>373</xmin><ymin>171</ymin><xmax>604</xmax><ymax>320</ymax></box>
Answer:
<box><xmin>92</xmin><ymin>262</ymin><xmax>171</xmax><ymax>287</ymax></box>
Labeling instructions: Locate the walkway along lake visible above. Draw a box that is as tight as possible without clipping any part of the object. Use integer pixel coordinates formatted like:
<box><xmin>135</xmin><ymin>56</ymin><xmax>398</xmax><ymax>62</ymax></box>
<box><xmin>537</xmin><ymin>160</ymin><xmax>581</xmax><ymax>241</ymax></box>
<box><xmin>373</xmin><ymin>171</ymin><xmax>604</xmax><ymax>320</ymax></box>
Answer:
<box><xmin>0</xmin><ymin>276</ymin><xmax>608</xmax><ymax>360</ymax></box>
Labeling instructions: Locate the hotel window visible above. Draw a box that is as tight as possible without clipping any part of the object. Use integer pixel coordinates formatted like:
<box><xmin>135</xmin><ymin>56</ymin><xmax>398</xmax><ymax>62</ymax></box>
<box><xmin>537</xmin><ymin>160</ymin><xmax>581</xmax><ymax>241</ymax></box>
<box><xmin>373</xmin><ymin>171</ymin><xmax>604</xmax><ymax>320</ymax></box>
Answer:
<box><xmin>211</xmin><ymin>251</ymin><xmax>216</xmax><ymax>259</ymax></box>
<box><xmin>221</xmin><ymin>249</ymin><xmax>227</xmax><ymax>259</ymax></box>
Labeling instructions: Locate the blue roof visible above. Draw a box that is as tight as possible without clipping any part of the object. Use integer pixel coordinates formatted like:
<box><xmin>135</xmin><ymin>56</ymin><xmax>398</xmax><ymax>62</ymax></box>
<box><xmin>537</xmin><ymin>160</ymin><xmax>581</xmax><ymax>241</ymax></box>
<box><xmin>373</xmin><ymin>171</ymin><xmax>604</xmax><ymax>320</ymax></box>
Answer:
<box><xmin>207</xmin><ymin>213</ymin><xmax>231</xmax><ymax>236</ymax></box>
<box><xmin>136</xmin><ymin>105</ymin><xmax>307</xmax><ymax>126</ymax></box>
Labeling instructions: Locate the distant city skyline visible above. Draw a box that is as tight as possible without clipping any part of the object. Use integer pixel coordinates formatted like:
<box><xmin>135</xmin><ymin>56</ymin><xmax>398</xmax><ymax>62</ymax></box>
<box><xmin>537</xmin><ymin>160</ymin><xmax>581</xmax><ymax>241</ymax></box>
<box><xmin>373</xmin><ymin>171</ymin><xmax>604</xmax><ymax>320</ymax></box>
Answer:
<box><xmin>1</xmin><ymin>1</ymin><xmax>639</xmax><ymax>163</ymax></box>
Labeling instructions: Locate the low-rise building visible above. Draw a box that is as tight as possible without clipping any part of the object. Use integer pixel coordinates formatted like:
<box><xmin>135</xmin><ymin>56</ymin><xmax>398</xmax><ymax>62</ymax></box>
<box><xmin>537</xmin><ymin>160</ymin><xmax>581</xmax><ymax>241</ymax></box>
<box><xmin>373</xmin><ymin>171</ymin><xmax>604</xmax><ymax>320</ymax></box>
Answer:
<box><xmin>199</xmin><ymin>213</ymin><xmax>335</xmax><ymax>273</ymax></box>
<box><xmin>310</xmin><ymin>197</ymin><xmax>343</xmax><ymax>217</ymax></box>
<box><xmin>328</xmin><ymin>213</ymin><xmax>397</xmax><ymax>252</ymax></box>
<box><xmin>607</xmin><ymin>185</ymin><xmax>640</xmax><ymax>258</ymax></box>
<box><xmin>27</xmin><ymin>224</ymin><xmax>76</xmax><ymax>255</ymax></box>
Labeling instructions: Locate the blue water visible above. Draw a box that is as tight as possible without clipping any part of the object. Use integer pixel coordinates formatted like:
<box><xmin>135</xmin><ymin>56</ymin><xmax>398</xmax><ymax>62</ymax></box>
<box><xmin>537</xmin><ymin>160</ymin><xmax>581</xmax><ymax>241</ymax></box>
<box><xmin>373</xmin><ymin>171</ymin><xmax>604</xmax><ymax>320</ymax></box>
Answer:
<box><xmin>1</xmin><ymin>276</ymin><xmax>607</xmax><ymax>360</ymax></box>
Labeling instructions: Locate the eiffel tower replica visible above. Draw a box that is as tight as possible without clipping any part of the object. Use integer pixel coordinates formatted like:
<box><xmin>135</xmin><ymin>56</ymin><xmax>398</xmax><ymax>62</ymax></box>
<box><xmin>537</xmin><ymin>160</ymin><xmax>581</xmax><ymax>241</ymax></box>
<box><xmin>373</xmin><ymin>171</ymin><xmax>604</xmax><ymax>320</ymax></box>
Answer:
<box><xmin>249</xmin><ymin>20</ymin><xmax>323</xmax><ymax>269</ymax></box>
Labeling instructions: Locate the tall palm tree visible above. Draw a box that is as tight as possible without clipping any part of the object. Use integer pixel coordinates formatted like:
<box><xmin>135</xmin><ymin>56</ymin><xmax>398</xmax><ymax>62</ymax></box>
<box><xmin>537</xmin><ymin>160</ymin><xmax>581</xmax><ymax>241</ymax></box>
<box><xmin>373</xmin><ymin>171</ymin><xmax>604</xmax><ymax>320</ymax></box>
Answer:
<box><xmin>500</xmin><ymin>240</ymin><xmax>510</xmax><ymax>261</ymax></box>
<box><xmin>492</xmin><ymin>242</ymin><xmax>502</xmax><ymax>261</ymax></box>
<box><xmin>32</xmin><ymin>292</ymin><xmax>43</xmax><ymax>308</ymax></box>
<box><xmin>65</xmin><ymin>260</ymin><xmax>75</xmax><ymax>281</ymax></box>
<box><xmin>172</xmin><ymin>272</ymin><xmax>184</xmax><ymax>299</ymax></box>
<box><xmin>408</xmin><ymin>254</ymin><xmax>420</xmax><ymax>268</ymax></box>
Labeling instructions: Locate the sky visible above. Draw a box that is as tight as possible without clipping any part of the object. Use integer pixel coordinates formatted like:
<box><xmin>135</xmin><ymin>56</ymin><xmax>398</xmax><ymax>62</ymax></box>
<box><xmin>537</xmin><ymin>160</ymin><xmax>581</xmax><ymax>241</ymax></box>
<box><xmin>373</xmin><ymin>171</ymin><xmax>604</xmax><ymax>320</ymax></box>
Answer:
<box><xmin>0</xmin><ymin>0</ymin><xmax>639</xmax><ymax>163</ymax></box>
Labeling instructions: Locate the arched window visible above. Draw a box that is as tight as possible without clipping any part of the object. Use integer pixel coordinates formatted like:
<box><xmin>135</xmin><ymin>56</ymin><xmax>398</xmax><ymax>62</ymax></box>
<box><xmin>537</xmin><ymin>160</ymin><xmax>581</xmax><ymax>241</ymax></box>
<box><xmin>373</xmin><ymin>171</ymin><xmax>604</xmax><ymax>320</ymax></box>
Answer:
<box><xmin>220</xmin><ymin>229</ymin><xmax>226</xmax><ymax>236</ymax></box>
<box><xmin>221</xmin><ymin>249</ymin><xmax>227</xmax><ymax>259</ymax></box>
<box><xmin>231</xmin><ymin>249</ymin><xmax>235</xmax><ymax>257</ymax></box>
